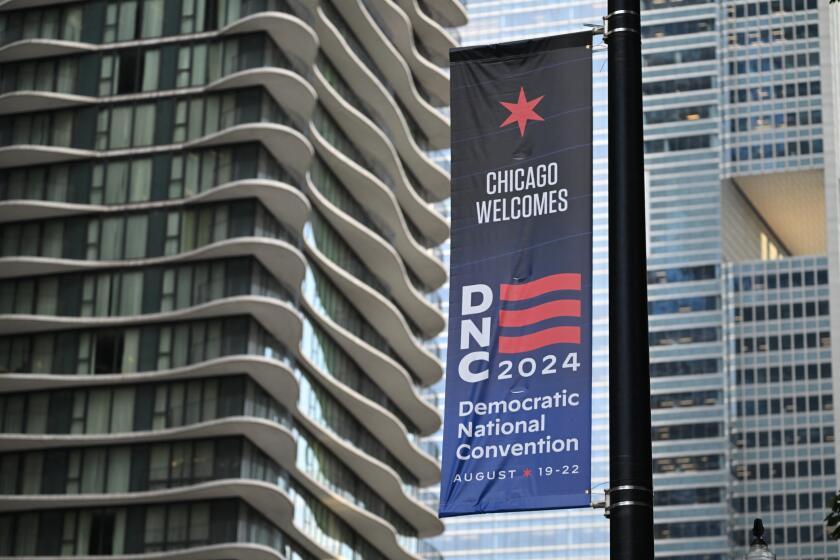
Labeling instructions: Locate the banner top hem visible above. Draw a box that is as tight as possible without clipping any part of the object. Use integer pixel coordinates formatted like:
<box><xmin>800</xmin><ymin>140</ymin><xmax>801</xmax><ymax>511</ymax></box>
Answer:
<box><xmin>450</xmin><ymin>30</ymin><xmax>592</xmax><ymax>63</ymax></box>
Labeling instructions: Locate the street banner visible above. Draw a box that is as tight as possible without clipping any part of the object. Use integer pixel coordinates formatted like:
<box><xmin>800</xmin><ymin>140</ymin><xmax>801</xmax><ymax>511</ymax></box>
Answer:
<box><xmin>440</xmin><ymin>32</ymin><xmax>593</xmax><ymax>517</ymax></box>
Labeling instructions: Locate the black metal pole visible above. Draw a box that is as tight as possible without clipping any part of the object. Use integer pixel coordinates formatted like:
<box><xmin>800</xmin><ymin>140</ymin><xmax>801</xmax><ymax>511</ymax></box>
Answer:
<box><xmin>606</xmin><ymin>0</ymin><xmax>654</xmax><ymax>559</ymax></box>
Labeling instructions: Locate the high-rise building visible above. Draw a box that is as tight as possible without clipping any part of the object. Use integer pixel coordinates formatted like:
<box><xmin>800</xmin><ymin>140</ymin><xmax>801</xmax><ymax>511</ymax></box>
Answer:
<box><xmin>646</xmin><ymin>1</ymin><xmax>837</xmax><ymax>558</ymax></box>
<box><xmin>423</xmin><ymin>1</ymin><xmax>840</xmax><ymax>559</ymax></box>
<box><xmin>0</xmin><ymin>1</ymin><xmax>464</xmax><ymax>558</ymax></box>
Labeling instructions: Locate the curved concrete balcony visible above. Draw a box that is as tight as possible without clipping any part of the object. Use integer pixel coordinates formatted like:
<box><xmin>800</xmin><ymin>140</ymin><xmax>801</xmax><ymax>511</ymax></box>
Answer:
<box><xmin>393</xmin><ymin>0</ymin><xmax>457</xmax><ymax>65</ymax></box>
<box><xmin>220</xmin><ymin>10</ymin><xmax>319</xmax><ymax>67</ymax></box>
<box><xmin>0</xmin><ymin>296</ymin><xmax>303</xmax><ymax>353</ymax></box>
<box><xmin>313</xmin><ymin>66</ymin><xmax>448</xmax><ymax>245</ymax></box>
<box><xmin>361</xmin><ymin>0</ymin><xmax>449</xmax><ymax>102</ymax></box>
<box><xmin>292</xmin><ymin>465</ymin><xmax>424</xmax><ymax>560</ymax></box>
<box><xmin>0</xmin><ymin>415</ymin><xmax>293</xmax><ymax>454</ymax></box>
<box><xmin>0</xmin><ymin>179</ymin><xmax>309</xmax><ymax>241</ymax></box>
<box><xmin>416</xmin><ymin>0</ymin><xmax>467</xmax><ymax>28</ymax></box>
<box><xmin>0</xmin><ymin>543</ymin><xmax>285</xmax><ymax>560</ymax></box>
<box><xmin>300</xmin><ymin>294</ymin><xmax>441</xmax><ymax>435</ymax></box>
<box><xmin>314</xmin><ymin>11</ymin><xmax>449</xmax><ymax>194</ymax></box>
<box><xmin>0</xmin><ymin>121</ymin><xmax>314</xmax><ymax>180</ymax></box>
<box><xmin>208</xmin><ymin>68</ymin><xmax>317</xmax><ymax>124</ymax></box>
<box><xmin>300</xmin><ymin>278</ymin><xmax>440</xmax><ymax>423</ymax></box>
<box><xmin>305</xmin><ymin>174</ymin><xmax>444</xmax><ymax>338</ymax></box>
<box><xmin>0</xmin><ymin>0</ymin><xmax>77</xmax><ymax>10</ymax></box>
<box><xmin>314</xmin><ymin>10</ymin><xmax>450</xmax><ymax>201</ymax></box>
<box><xmin>0</xmin><ymin>38</ymin><xmax>94</xmax><ymax>63</ymax></box>
<box><xmin>332</xmin><ymin>1</ymin><xmax>449</xmax><ymax>149</ymax></box>
<box><xmin>0</xmin><ymin>347</ymin><xmax>438</xmax><ymax>495</ymax></box>
<box><xmin>0</xmin><ymin>236</ymin><xmax>306</xmax><ymax>294</ymax></box>
<box><xmin>188</xmin><ymin>122</ymin><xmax>314</xmax><ymax>180</ymax></box>
<box><xmin>0</xmin><ymin>9</ymin><xmax>318</xmax><ymax>67</ymax></box>
<box><xmin>297</xmin><ymin>344</ymin><xmax>438</xmax><ymax>472</ymax></box>
<box><xmin>0</xmin><ymin>348</ymin><xmax>436</xmax><ymax>537</ymax></box>
<box><xmin>0</xmin><ymin>143</ymin><xmax>97</xmax><ymax>169</ymax></box>
<box><xmin>0</xmin><ymin>477</ymin><xmax>333</xmax><ymax>560</ymax></box>
<box><xmin>0</xmin><ymin>90</ymin><xmax>95</xmax><ymax>116</ymax></box>
<box><xmin>295</xmin><ymin>406</ymin><xmax>443</xmax><ymax>538</ymax></box>
<box><xmin>0</xmin><ymin>416</ymin><xmax>427</xmax><ymax>559</ymax></box>
<box><xmin>0</xmin><ymin>67</ymin><xmax>315</xmax><ymax>132</ymax></box>
<box><xmin>306</xmin><ymin>240</ymin><xmax>442</xmax><ymax>386</ymax></box>
<box><xmin>309</xmin><ymin>127</ymin><xmax>446</xmax><ymax>291</ymax></box>
<box><xmin>0</xmin><ymin>355</ymin><xmax>300</xmax><ymax>414</ymax></box>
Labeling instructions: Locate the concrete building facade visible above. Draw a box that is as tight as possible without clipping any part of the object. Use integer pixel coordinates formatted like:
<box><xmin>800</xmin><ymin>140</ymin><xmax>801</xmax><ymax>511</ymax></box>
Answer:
<box><xmin>0</xmin><ymin>0</ymin><xmax>464</xmax><ymax>558</ymax></box>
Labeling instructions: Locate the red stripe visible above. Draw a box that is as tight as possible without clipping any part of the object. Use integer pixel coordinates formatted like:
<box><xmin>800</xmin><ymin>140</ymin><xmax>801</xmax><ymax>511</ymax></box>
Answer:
<box><xmin>498</xmin><ymin>326</ymin><xmax>581</xmax><ymax>354</ymax></box>
<box><xmin>500</xmin><ymin>273</ymin><xmax>581</xmax><ymax>302</ymax></box>
<box><xmin>498</xmin><ymin>300</ymin><xmax>581</xmax><ymax>327</ymax></box>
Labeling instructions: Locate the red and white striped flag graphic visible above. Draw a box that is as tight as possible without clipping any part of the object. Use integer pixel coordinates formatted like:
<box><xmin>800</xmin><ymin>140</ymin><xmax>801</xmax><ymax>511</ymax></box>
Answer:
<box><xmin>497</xmin><ymin>273</ymin><xmax>582</xmax><ymax>354</ymax></box>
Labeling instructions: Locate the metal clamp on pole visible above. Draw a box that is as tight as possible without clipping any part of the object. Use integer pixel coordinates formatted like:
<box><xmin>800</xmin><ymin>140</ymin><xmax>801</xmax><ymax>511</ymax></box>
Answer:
<box><xmin>603</xmin><ymin>485</ymin><xmax>653</xmax><ymax>519</ymax></box>
<box><xmin>602</xmin><ymin>9</ymin><xmax>641</xmax><ymax>42</ymax></box>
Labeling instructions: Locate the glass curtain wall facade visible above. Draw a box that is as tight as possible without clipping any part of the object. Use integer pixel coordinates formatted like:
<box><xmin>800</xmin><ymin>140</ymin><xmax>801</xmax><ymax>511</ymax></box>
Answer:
<box><xmin>0</xmin><ymin>1</ymin><xmax>466</xmax><ymax>559</ymax></box>
<box><xmin>423</xmin><ymin>1</ymin><xmax>840</xmax><ymax>560</ymax></box>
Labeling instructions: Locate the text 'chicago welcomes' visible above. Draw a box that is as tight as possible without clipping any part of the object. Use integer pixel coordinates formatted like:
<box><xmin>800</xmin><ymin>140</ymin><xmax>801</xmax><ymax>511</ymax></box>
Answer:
<box><xmin>478</xmin><ymin>162</ymin><xmax>568</xmax><ymax>224</ymax></box>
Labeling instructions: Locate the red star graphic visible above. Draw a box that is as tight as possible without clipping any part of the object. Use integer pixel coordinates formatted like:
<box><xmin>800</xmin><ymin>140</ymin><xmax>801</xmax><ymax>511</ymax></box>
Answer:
<box><xmin>522</xmin><ymin>468</ymin><xmax>533</xmax><ymax>478</ymax></box>
<box><xmin>499</xmin><ymin>87</ymin><xmax>544</xmax><ymax>137</ymax></box>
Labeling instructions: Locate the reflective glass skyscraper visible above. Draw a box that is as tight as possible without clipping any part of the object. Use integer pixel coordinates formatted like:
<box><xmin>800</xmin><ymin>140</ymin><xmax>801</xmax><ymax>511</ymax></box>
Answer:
<box><xmin>0</xmin><ymin>1</ymin><xmax>465</xmax><ymax>558</ymax></box>
<box><xmin>423</xmin><ymin>1</ymin><xmax>840</xmax><ymax>559</ymax></box>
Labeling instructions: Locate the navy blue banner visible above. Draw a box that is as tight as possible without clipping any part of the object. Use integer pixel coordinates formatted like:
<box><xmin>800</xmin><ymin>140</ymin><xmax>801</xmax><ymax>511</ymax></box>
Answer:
<box><xmin>440</xmin><ymin>32</ymin><xmax>593</xmax><ymax>517</ymax></box>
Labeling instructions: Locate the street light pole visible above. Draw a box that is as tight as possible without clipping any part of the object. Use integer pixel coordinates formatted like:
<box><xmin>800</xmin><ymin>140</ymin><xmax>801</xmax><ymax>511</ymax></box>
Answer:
<box><xmin>606</xmin><ymin>0</ymin><xmax>655</xmax><ymax>558</ymax></box>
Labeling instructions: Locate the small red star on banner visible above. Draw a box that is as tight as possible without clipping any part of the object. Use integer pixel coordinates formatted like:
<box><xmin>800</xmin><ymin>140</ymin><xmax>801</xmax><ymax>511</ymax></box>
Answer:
<box><xmin>499</xmin><ymin>86</ymin><xmax>544</xmax><ymax>137</ymax></box>
<box><xmin>522</xmin><ymin>468</ymin><xmax>533</xmax><ymax>478</ymax></box>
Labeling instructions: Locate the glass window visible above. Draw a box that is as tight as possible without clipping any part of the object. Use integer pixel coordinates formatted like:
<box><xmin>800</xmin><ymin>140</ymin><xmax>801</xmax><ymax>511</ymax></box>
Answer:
<box><xmin>130</xmin><ymin>160</ymin><xmax>152</xmax><ymax>202</ymax></box>
<box><xmin>141</xmin><ymin>0</ymin><xmax>165</xmax><ymax>38</ymax></box>
<box><xmin>109</xmin><ymin>107</ymin><xmax>133</xmax><ymax>149</ymax></box>
<box><xmin>142</xmin><ymin>50</ymin><xmax>160</xmax><ymax>92</ymax></box>
<box><xmin>14</xmin><ymin>512</ymin><xmax>37</xmax><ymax>555</ymax></box>
<box><xmin>31</xmin><ymin>335</ymin><xmax>53</xmax><ymax>373</ymax></box>
<box><xmin>106</xmin><ymin>446</ymin><xmax>131</xmax><ymax>492</ymax></box>
<box><xmin>149</xmin><ymin>443</ymin><xmax>170</xmax><ymax>488</ymax></box>
<box><xmin>119</xmin><ymin>271</ymin><xmax>143</xmax><ymax>315</ymax></box>
<box><xmin>100</xmin><ymin>217</ymin><xmax>125</xmax><ymax>259</ymax></box>
<box><xmin>173</xmin><ymin>101</ymin><xmax>188</xmax><ymax>142</ymax></box>
<box><xmin>167</xmin><ymin>504</ymin><xmax>189</xmax><ymax>544</ymax></box>
<box><xmin>117</xmin><ymin>1</ymin><xmax>138</xmax><ymax>41</ymax></box>
<box><xmin>193</xmin><ymin>441</ymin><xmax>213</xmax><ymax>479</ymax></box>
<box><xmin>14</xmin><ymin>280</ymin><xmax>34</xmax><ymax>313</ymax></box>
<box><xmin>187</xmin><ymin>98</ymin><xmax>204</xmax><ymax>140</ymax></box>
<box><xmin>192</xmin><ymin>44</ymin><xmax>207</xmax><ymax>86</ymax></box>
<box><xmin>133</xmin><ymin>104</ymin><xmax>155</xmax><ymax>146</ymax></box>
<box><xmin>124</xmin><ymin>215</ymin><xmax>148</xmax><ymax>259</ymax></box>
<box><xmin>36</xmin><ymin>277</ymin><xmax>58</xmax><ymax>315</ymax></box>
<box><xmin>189</xmin><ymin>503</ymin><xmax>210</xmax><ymax>542</ymax></box>
<box><xmin>56</xmin><ymin>58</ymin><xmax>76</xmax><ymax>93</ymax></box>
<box><xmin>81</xmin><ymin>448</ymin><xmax>106</xmax><ymax>492</ymax></box>
<box><xmin>122</xmin><ymin>329</ymin><xmax>140</xmax><ymax>373</ymax></box>
<box><xmin>0</xmin><ymin>454</ymin><xmax>19</xmax><ymax>494</ymax></box>
<box><xmin>100</xmin><ymin>55</ymin><xmax>116</xmax><ymax>96</ymax></box>
<box><xmin>26</xmin><ymin>393</ymin><xmax>48</xmax><ymax>433</ymax></box>
<box><xmin>110</xmin><ymin>388</ymin><xmax>134</xmax><ymax>433</ymax></box>
<box><xmin>144</xmin><ymin>506</ymin><xmax>165</xmax><ymax>550</ymax></box>
<box><xmin>42</xmin><ymin>221</ymin><xmax>63</xmax><ymax>257</ymax></box>
<box><xmin>63</xmin><ymin>6</ymin><xmax>83</xmax><ymax>42</ymax></box>
<box><xmin>53</xmin><ymin>111</ymin><xmax>73</xmax><ymax>146</ymax></box>
<box><xmin>35</xmin><ymin>59</ymin><xmax>54</xmax><ymax>91</ymax></box>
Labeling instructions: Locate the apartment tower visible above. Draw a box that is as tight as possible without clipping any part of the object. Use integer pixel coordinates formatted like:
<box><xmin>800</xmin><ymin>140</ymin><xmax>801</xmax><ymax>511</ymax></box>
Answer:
<box><xmin>0</xmin><ymin>0</ymin><xmax>464</xmax><ymax>558</ymax></box>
